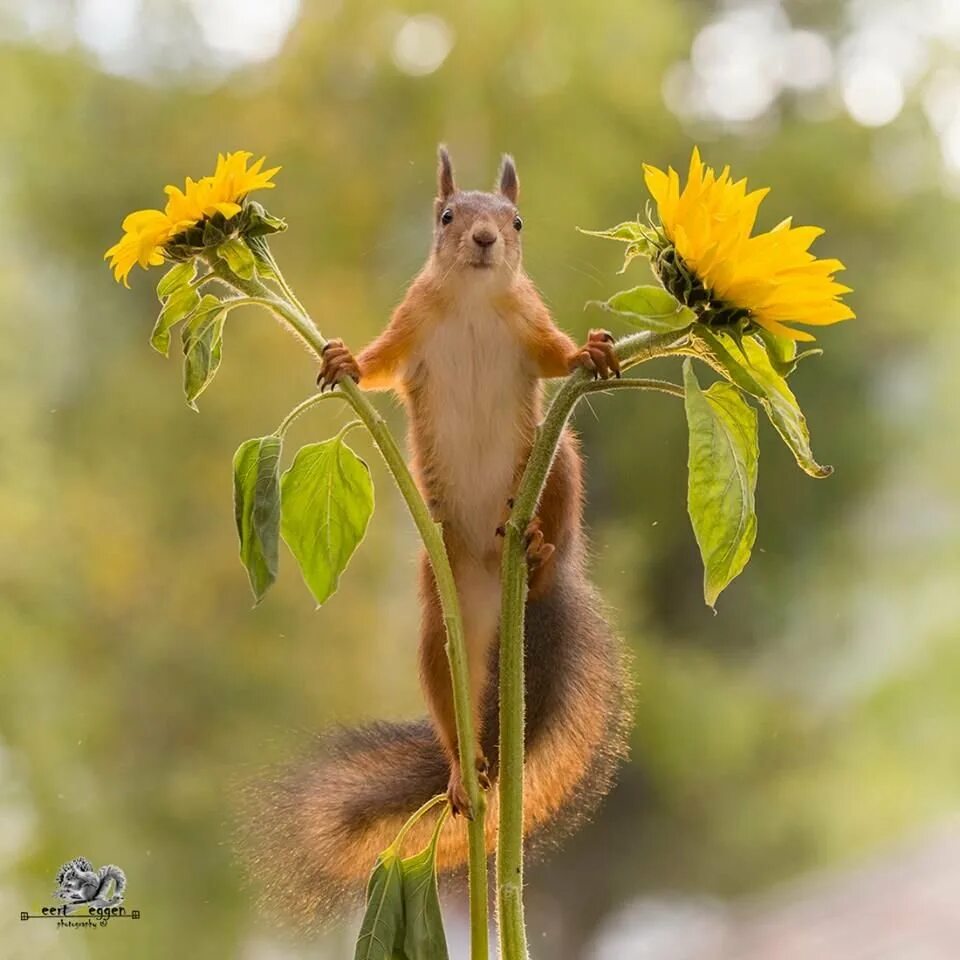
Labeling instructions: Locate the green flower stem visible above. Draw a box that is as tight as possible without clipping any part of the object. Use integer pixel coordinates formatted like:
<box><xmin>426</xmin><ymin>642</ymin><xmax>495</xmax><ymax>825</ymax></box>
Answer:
<box><xmin>392</xmin><ymin>793</ymin><xmax>449</xmax><ymax>852</ymax></box>
<box><xmin>496</xmin><ymin>328</ymin><xmax>690</xmax><ymax>960</ymax></box>
<box><xmin>273</xmin><ymin>391</ymin><xmax>347</xmax><ymax>438</ymax></box>
<box><xmin>211</xmin><ymin>260</ymin><xmax>489</xmax><ymax>960</ymax></box>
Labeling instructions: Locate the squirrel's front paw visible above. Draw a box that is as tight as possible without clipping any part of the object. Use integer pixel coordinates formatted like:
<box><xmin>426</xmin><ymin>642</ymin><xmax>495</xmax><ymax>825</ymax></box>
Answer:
<box><xmin>317</xmin><ymin>339</ymin><xmax>360</xmax><ymax>391</ymax></box>
<box><xmin>568</xmin><ymin>329</ymin><xmax>621</xmax><ymax>380</ymax></box>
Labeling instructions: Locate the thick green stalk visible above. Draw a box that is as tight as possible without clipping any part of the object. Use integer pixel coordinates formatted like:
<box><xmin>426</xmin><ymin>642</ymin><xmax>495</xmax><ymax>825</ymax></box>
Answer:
<box><xmin>215</xmin><ymin>263</ymin><xmax>489</xmax><ymax>959</ymax></box>
<box><xmin>496</xmin><ymin>329</ymin><xmax>690</xmax><ymax>960</ymax></box>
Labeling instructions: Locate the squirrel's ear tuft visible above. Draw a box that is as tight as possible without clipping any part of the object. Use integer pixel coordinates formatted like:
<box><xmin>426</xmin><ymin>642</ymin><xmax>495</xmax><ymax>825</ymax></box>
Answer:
<box><xmin>498</xmin><ymin>154</ymin><xmax>519</xmax><ymax>204</ymax></box>
<box><xmin>437</xmin><ymin>145</ymin><xmax>455</xmax><ymax>202</ymax></box>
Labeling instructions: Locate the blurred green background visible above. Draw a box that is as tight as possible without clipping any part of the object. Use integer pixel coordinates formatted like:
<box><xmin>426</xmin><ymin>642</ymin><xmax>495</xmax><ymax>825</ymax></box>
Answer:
<box><xmin>2</xmin><ymin>1</ymin><xmax>959</xmax><ymax>958</ymax></box>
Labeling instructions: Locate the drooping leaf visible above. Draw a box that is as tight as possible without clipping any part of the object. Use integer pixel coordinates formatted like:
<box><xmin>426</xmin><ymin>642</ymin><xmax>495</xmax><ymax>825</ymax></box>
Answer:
<box><xmin>232</xmin><ymin>435</ymin><xmax>282</xmax><ymax>603</ymax></box>
<box><xmin>683</xmin><ymin>360</ymin><xmax>759</xmax><ymax>608</ymax></box>
<box><xmin>156</xmin><ymin>260</ymin><xmax>196</xmax><ymax>301</ymax></box>
<box><xmin>691</xmin><ymin>329</ymin><xmax>832</xmax><ymax>478</ymax></box>
<box><xmin>181</xmin><ymin>295</ymin><xmax>226</xmax><ymax>410</ymax></box>
<box><xmin>400</xmin><ymin>834</ymin><xmax>449</xmax><ymax>960</ymax></box>
<box><xmin>217</xmin><ymin>237</ymin><xmax>256</xmax><ymax>280</ymax></box>
<box><xmin>151</xmin><ymin>284</ymin><xmax>202</xmax><ymax>356</ymax></box>
<box><xmin>280</xmin><ymin>436</ymin><xmax>375</xmax><ymax>606</ymax></box>
<box><xmin>354</xmin><ymin>849</ymin><xmax>406</xmax><ymax>960</ymax></box>
<box><xmin>591</xmin><ymin>284</ymin><xmax>695</xmax><ymax>334</ymax></box>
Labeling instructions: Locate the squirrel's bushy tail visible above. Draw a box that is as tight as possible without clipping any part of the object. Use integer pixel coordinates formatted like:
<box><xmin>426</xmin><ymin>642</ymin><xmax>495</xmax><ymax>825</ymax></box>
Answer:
<box><xmin>240</xmin><ymin>566</ymin><xmax>631</xmax><ymax>927</ymax></box>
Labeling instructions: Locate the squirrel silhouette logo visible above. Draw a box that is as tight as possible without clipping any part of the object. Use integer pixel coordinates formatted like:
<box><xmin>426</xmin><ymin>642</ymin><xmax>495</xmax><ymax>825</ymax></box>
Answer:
<box><xmin>53</xmin><ymin>857</ymin><xmax>126</xmax><ymax>913</ymax></box>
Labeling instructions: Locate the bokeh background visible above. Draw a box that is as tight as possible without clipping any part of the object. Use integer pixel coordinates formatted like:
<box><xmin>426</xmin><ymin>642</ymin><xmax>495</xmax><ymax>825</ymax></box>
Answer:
<box><xmin>2</xmin><ymin>0</ymin><xmax>959</xmax><ymax>957</ymax></box>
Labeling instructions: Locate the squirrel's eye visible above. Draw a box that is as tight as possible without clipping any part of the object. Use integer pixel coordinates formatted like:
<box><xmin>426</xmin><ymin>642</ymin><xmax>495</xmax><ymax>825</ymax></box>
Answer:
<box><xmin>513</xmin><ymin>215</ymin><xmax>523</xmax><ymax>232</ymax></box>
<box><xmin>441</xmin><ymin>208</ymin><xmax>454</xmax><ymax>225</ymax></box>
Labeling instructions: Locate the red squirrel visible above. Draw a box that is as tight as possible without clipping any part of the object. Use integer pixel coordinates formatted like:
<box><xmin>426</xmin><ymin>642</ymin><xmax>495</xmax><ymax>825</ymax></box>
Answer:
<box><xmin>246</xmin><ymin>148</ymin><xmax>631</xmax><ymax>924</ymax></box>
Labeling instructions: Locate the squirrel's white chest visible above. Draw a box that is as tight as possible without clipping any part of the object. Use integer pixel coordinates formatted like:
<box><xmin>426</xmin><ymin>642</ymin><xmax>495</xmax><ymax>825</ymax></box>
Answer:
<box><xmin>409</xmin><ymin>296</ymin><xmax>533</xmax><ymax>552</ymax></box>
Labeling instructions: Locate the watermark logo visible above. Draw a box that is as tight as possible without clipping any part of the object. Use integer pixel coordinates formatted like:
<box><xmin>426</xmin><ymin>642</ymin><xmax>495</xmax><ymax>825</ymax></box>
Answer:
<box><xmin>20</xmin><ymin>857</ymin><xmax>141</xmax><ymax>928</ymax></box>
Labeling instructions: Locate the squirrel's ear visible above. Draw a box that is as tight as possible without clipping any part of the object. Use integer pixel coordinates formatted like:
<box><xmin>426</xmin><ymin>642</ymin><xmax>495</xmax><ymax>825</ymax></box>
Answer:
<box><xmin>498</xmin><ymin>154</ymin><xmax>519</xmax><ymax>204</ymax></box>
<box><xmin>437</xmin><ymin>145</ymin><xmax>455</xmax><ymax>202</ymax></box>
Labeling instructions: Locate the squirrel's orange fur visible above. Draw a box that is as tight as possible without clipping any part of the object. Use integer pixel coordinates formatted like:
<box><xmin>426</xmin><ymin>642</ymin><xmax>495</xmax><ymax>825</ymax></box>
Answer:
<box><xmin>243</xmin><ymin>148</ymin><xmax>631</xmax><ymax>926</ymax></box>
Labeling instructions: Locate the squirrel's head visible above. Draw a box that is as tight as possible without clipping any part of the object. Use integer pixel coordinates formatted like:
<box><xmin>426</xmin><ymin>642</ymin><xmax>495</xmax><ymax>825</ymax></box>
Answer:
<box><xmin>430</xmin><ymin>145</ymin><xmax>523</xmax><ymax>285</ymax></box>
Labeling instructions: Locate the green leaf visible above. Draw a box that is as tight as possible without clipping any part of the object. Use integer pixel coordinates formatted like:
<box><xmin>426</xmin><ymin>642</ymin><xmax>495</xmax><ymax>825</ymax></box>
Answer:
<box><xmin>683</xmin><ymin>360</ymin><xmax>759</xmax><ymax>608</ymax></box>
<box><xmin>280</xmin><ymin>435</ymin><xmax>375</xmax><ymax>606</ymax></box>
<box><xmin>181</xmin><ymin>295</ymin><xmax>226</xmax><ymax>410</ymax></box>
<box><xmin>354</xmin><ymin>849</ymin><xmax>406</xmax><ymax>960</ymax></box>
<box><xmin>151</xmin><ymin>284</ymin><xmax>201</xmax><ymax>357</ymax></box>
<box><xmin>217</xmin><ymin>237</ymin><xmax>256</xmax><ymax>280</ymax></box>
<box><xmin>156</xmin><ymin>261</ymin><xmax>196</xmax><ymax>301</ymax></box>
<box><xmin>400</xmin><ymin>834</ymin><xmax>449</xmax><ymax>960</ymax></box>
<box><xmin>692</xmin><ymin>330</ymin><xmax>832</xmax><ymax>478</ymax></box>
<box><xmin>245</xmin><ymin>235</ymin><xmax>279</xmax><ymax>281</ymax></box>
<box><xmin>591</xmin><ymin>284</ymin><xmax>695</xmax><ymax>333</ymax></box>
<box><xmin>232</xmin><ymin>436</ymin><xmax>282</xmax><ymax>603</ymax></box>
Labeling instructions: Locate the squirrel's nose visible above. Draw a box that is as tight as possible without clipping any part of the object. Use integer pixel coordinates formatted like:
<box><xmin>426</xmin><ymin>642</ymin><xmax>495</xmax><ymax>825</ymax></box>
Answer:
<box><xmin>472</xmin><ymin>227</ymin><xmax>497</xmax><ymax>248</ymax></box>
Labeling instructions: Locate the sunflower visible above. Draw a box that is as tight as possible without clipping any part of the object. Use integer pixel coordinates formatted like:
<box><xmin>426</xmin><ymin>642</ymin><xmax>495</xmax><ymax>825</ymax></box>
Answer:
<box><xmin>642</xmin><ymin>148</ymin><xmax>853</xmax><ymax>341</ymax></box>
<box><xmin>104</xmin><ymin>151</ymin><xmax>280</xmax><ymax>286</ymax></box>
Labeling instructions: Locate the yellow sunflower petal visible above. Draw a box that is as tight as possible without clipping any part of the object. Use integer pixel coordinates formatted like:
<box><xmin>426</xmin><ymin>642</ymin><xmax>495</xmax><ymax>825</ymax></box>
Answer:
<box><xmin>754</xmin><ymin>317</ymin><xmax>819</xmax><ymax>341</ymax></box>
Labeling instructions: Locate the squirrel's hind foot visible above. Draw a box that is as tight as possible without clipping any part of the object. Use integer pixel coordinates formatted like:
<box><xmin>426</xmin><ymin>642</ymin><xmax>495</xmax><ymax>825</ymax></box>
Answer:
<box><xmin>476</xmin><ymin>753</ymin><xmax>492</xmax><ymax>792</ymax></box>
<box><xmin>446</xmin><ymin>754</ymin><xmax>492</xmax><ymax>819</ymax></box>
<box><xmin>446</xmin><ymin>765</ymin><xmax>473</xmax><ymax>820</ymax></box>
<box><xmin>524</xmin><ymin>517</ymin><xmax>556</xmax><ymax>572</ymax></box>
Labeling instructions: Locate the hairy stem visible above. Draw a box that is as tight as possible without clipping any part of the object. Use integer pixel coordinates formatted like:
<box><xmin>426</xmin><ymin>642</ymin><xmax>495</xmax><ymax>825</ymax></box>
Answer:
<box><xmin>582</xmin><ymin>376</ymin><xmax>685</xmax><ymax>400</ymax></box>
<box><xmin>496</xmin><ymin>328</ymin><xmax>690</xmax><ymax>960</ymax></box>
<box><xmin>274</xmin><ymin>391</ymin><xmax>348</xmax><ymax>437</ymax></box>
<box><xmin>214</xmin><ymin>258</ymin><xmax>490</xmax><ymax>960</ymax></box>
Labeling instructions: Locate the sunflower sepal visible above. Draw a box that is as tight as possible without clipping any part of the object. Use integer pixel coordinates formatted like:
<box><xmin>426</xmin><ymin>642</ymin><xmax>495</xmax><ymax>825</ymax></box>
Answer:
<box><xmin>577</xmin><ymin>220</ymin><xmax>655</xmax><ymax>244</ymax></box>
<box><xmin>239</xmin><ymin>201</ymin><xmax>287</xmax><ymax>238</ymax></box>
<box><xmin>578</xmin><ymin>220</ymin><xmax>660</xmax><ymax>274</ymax></box>
<box><xmin>753</xmin><ymin>326</ymin><xmax>822</xmax><ymax>378</ymax></box>
<box><xmin>202</xmin><ymin>217</ymin><xmax>230</xmax><ymax>248</ymax></box>
<box><xmin>217</xmin><ymin>238</ymin><xmax>257</xmax><ymax>281</ymax></box>
<box><xmin>588</xmin><ymin>284</ymin><xmax>695</xmax><ymax>335</ymax></box>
